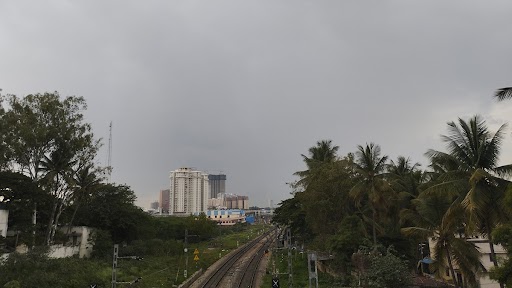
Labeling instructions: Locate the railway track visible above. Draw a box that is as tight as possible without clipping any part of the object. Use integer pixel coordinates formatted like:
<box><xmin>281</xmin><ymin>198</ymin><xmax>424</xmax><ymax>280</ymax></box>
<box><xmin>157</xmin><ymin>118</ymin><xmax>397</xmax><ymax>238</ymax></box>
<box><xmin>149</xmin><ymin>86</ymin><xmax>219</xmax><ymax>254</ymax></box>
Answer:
<box><xmin>189</xmin><ymin>228</ymin><xmax>277</xmax><ymax>288</ymax></box>
<box><xmin>235</xmin><ymin>229</ymin><xmax>276</xmax><ymax>288</ymax></box>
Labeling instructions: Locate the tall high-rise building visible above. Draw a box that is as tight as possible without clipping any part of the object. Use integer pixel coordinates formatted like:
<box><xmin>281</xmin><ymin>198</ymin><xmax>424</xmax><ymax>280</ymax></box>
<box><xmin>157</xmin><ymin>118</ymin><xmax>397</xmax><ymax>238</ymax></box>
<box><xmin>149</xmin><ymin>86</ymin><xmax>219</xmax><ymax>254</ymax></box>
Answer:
<box><xmin>208</xmin><ymin>174</ymin><xmax>226</xmax><ymax>199</ymax></box>
<box><xmin>169</xmin><ymin>168</ymin><xmax>209</xmax><ymax>215</ymax></box>
<box><xmin>159</xmin><ymin>189</ymin><xmax>170</xmax><ymax>214</ymax></box>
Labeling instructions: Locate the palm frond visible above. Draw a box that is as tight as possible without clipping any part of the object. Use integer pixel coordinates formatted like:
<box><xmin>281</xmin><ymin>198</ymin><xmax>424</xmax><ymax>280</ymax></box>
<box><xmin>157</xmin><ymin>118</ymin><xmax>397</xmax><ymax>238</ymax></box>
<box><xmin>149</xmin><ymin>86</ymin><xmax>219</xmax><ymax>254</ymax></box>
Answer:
<box><xmin>450</xmin><ymin>238</ymin><xmax>485</xmax><ymax>286</ymax></box>
<box><xmin>415</xmin><ymin>193</ymin><xmax>452</xmax><ymax>226</ymax></box>
<box><xmin>494</xmin><ymin>164</ymin><xmax>512</xmax><ymax>178</ymax></box>
<box><xmin>400</xmin><ymin>207</ymin><xmax>437</xmax><ymax>229</ymax></box>
<box><xmin>421</xmin><ymin>179</ymin><xmax>467</xmax><ymax>199</ymax></box>
<box><xmin>349</xmin><ymin>181</ymin><xmax>367</xmax><ymax>207</ymax></box>
<box><xmin>494</xmin><ymin>87</ymin><xmax>512</xmax><ymax>101</ymax></box>
<box><xmin>400</xmin><ymin>226</ymin><xmax>432</xmax><ymax>238</ymax></box>
<box><xmin>440</xmin><ymin>200</ymin><xmax>465</xmax><ymax>234</ymax></box>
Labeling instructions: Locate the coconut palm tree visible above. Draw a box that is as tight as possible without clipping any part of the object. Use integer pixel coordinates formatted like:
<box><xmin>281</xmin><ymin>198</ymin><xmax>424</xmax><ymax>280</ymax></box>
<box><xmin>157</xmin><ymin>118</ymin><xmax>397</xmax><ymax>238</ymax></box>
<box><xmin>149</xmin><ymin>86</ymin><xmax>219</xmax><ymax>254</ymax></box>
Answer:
<box><xmin>304</xmin><ymin>140</ymin><xmax>339</xmax><ymax>163</ymax></box>
<box><xmin>387</xmin><ymin>156</ymin><xmax>423</xmax><ymax>196</ymax></box>
<box><xmin>494</xmin><ymin>87</ymin><xmax>512</xmax><ymax>101</ymax></box>
<box><xmin>350</xmin><ymin>143</ymin><xmax>392</xmax><ymax>246</ymax></box>
<box><xmin>39</xmin><ymin>142</ymin><xmax>76</xmax><ymax>245</ymax></box>
<box><xmin>66</xmin><ymin>163</ymin><xmax>103</xmax><ymax>235</ymax></box>
<box><xmin>385</xmin><ymin>157</ymin><xmax>425</xmax><ymax>237</ymax></box>
<box><xmin>294</xmin><ymin>140</ymin><xmax>339</xmax><ymax>188</ymax></box>
<box><xmin>425</xmin><ymin>116</ymin><xmax>512</xmax><ymax>287</ymax></box>
<box><xmin>401</xmin><ymin>195</ymin><xmax>483</xmax><ymax>288</ymax></box>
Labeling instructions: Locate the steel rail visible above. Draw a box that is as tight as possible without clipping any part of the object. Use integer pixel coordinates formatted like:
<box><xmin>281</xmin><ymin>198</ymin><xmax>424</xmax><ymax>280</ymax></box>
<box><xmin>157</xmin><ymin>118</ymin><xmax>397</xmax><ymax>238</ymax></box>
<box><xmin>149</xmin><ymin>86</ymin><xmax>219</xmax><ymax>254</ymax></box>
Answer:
<box><xmin>198</xmin><ymin>229</ymin><xmax>275</xmax><ymax>288</ymax></box>
<box><xmin>236</xmin><ymin>229</ymin><xmax>277</xmax><ymax>288</ymax></box>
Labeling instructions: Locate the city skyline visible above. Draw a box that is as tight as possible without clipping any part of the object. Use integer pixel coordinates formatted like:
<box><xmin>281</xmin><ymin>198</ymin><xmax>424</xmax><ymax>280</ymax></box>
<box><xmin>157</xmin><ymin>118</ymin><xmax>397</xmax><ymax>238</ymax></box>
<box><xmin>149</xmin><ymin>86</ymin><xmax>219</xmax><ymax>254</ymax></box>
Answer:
<box><xmin>1</xmin><ymin>2</ymin><xmax>512</xmax><ymax>209</ymax></box>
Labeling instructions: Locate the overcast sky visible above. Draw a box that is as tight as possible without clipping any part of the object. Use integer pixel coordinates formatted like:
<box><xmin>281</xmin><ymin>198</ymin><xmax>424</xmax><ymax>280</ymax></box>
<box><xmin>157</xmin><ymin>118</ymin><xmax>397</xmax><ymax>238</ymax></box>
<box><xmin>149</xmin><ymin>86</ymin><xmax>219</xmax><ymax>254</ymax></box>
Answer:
<box><xmin>2</xmin><ymin>1</ymin><xmax>512</xmax><ymax>209</ymax></box>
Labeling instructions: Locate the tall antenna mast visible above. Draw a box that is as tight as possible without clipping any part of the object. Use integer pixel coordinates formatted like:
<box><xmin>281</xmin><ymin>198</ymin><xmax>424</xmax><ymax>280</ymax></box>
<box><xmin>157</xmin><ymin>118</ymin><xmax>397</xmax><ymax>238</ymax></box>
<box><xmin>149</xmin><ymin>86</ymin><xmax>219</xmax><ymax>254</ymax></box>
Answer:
<box><xmin>107</xmin><ymin>121</ymin><xmax>113</xmax><ymax>182</ymax></box>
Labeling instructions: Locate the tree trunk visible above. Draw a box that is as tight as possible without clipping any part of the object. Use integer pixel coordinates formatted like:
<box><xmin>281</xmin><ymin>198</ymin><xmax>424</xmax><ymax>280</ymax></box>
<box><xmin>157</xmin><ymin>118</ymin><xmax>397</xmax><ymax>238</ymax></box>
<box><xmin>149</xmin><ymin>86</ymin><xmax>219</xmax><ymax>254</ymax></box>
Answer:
<box><xmin>445</xmin><ymin>246</ymin><xmax>460</xmax><ymax>288</ymax></box>
<box><xmin>45</xmin><ymin>200</ymin><xmax>58</xmax><ymax>245</ymax></box>
<box><xmin>50</xmin><ymin>199</ymin><xmax>66</xmax><ymax>243</ymax></box>
<box><xmin>45</xmin><ymin>175</ymin><xmax>60</xmax><ymax>245</ymax></box>
<box><xmin>372</xmin><ymin>207</ymin><xmax>377</xmax><ymax>247</ymax></box>
<box><xmin>31</xmin><ymin>202</ymin><xmax>37</xmax><ymax>248</ymax></box>
<box><xmin>487</xmin><ymin>230</ymin><xmax>505</xmax><ymax>288</ymax></box>
<box><xmin>66</xmin><ymin>200</ymin><xmax>80</xmax><ymax>235</ymax></box>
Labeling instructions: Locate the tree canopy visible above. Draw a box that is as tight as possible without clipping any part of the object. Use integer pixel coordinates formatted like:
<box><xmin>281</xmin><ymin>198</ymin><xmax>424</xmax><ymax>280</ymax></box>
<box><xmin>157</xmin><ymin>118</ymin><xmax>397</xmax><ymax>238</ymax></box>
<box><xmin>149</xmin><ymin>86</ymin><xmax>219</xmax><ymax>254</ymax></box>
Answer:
<box><xmin>274</xmin><ymin>114</ymin><xmax>512</xmax><ymax>286</ymax></box>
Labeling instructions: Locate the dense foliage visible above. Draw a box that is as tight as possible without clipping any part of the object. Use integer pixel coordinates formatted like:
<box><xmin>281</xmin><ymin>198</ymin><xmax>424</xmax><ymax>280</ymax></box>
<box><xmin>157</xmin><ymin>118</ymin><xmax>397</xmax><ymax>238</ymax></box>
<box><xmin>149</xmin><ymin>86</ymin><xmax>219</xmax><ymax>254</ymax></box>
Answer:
<box><xmin>0</xmin><ymin>92</ymin><xmax>102</xmax><ymax>246</ymax></box>
<box><xmin>0</xmin><ymin>248</ymin><xmax>109</xmax><ymax>288</ymax></box>
<box><xmin>0</xmin><ymin>223</ymin><xmax>256</xmax><ymax>287</ymax></box>
<box><xmin>0</xmin><ymin>92</ymin><xmax>227</xmax><ymax>287</ymax></box>
<box><xmin>352</xmin><ymin>246</ymin><xmax>411</xmax><ymax>288</ymax></box>
<box><xmin>2</xmin><ymin>90</ymin><xmax>512</xmax><ymax>287</ymax></box>
<box><xmin>273</xmin><ymin>115</ymin><xmax>512</xmax><ymax>287</ymax></box>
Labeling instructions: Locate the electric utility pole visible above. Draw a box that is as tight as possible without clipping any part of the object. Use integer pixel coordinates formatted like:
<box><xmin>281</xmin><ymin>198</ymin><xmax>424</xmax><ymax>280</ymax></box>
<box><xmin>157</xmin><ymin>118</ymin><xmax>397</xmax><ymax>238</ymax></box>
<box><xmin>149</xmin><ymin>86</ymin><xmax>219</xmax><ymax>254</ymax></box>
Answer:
<box><xmin>287</xmin><ymin>228</ymin><xmax>293</xmax><ymax>288</ymax></box>
<box><xmin>111</xmin><ymin>244</ymin><xmax>143</xmax><ymax>288</ymax></box>
<box><xmin>184</xmin><ymin>229</ymin><xmax>199</xmax><ymax>279</ymax></box>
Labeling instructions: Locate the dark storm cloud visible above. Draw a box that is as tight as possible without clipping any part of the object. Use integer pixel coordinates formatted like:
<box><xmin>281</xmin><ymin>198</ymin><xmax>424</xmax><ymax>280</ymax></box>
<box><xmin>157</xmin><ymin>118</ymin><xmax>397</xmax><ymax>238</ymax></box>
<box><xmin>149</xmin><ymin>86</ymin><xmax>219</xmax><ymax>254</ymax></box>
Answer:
<box><xmin>1</xmin><ymin>1</ymin><xmax>512</xmax><ymax>208</ymax></box>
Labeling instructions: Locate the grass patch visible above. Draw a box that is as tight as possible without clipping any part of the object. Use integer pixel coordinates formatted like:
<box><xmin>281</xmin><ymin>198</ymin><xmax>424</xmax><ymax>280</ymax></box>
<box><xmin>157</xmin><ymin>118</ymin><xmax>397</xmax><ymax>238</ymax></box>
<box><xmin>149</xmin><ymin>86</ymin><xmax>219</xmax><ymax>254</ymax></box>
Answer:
<box><xmin>262</xmin><ymin>248</ymin><xmax>345</xmax><ymax>288</ymax></box>
<box><xmin>0</xmin><ymin>224</ymin><xmax>270</xmax><ymax>288</ymax></box>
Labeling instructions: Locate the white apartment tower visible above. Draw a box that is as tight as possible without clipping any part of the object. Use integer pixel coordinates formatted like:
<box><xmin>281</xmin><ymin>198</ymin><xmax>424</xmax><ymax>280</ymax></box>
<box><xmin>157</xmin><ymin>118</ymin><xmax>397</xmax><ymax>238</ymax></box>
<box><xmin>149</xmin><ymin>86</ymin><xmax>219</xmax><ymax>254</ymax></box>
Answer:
<box><xmin>169</xmin><ymin>168</ymin><xmax>209</xmax><ymax>215</ymax></box>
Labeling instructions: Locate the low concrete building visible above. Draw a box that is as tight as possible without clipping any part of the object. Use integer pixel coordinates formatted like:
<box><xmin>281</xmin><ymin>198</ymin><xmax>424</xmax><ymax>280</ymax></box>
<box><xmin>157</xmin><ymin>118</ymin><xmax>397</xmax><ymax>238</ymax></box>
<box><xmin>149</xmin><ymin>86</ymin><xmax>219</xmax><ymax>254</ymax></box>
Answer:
<box><xmin>206</xmin><ymin>209</ymin><xmax>246</xmax><ymax>226</ymax></box>
<box><xmin>428</xmin><ymin>235</ymin><xmax>507</xmax><ymax>288</ymax></box>
<box><xmin>2</xmin><ymin>226</ymin><xmax>94</xmax><ymax>261</ymax></box>
<box><xmin>59</xmin><ymin>226</ymin><xmax>94</xmax><ymax>258</ymax></box>
<box><xmin>467</xmin><ymin>235</ymin><xmax>507</xmax><ymax>288</ymax></box>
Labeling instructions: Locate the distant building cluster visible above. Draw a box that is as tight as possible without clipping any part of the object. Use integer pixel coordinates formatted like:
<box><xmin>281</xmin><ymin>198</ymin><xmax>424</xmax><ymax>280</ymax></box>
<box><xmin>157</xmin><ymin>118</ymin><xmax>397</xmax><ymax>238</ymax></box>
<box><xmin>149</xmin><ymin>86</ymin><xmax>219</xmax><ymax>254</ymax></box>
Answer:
<box><xmin>150</xmin><ymin>168</ymin><xmax>251</xmax><ymax>225</ymax></box>
<box><xmin>208</xmin><ymin>194</ymin><xmax>249</xmax><ymax>210</ymax></box>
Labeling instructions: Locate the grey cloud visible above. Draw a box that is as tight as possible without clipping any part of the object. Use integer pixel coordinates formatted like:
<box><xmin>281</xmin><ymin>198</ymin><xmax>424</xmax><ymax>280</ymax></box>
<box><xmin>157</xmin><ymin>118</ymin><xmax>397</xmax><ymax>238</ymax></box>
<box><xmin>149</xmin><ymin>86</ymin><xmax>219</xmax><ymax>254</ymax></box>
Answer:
<box><xmin>2</xmin><ymin>1</ymin><xmax>512</xmax><ymax>207</ymax></box>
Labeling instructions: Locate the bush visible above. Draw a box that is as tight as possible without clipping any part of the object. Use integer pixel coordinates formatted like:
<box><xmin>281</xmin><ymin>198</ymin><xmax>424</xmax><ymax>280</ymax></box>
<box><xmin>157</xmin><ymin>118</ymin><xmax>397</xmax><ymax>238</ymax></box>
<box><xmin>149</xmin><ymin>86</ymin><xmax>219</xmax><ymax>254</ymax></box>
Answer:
<box><xmin>90</xmin><ymin>229</ymin><xmax>113</xmax><ymax>259</ymax></box>
<box><xmin>352</xmin><ymin>246</ymin><xmax>411</xmax><ymax>288</ymax></box>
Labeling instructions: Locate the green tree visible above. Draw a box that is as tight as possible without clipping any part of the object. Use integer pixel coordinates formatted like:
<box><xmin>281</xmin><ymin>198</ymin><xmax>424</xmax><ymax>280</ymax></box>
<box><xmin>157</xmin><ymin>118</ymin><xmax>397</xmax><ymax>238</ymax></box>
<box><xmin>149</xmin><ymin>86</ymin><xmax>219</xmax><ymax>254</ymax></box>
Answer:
<box><xmin>329</xmin><ymin>215</ymin><xmax>370</xmax><ymax>273</ymax></box>
<box><xmin>66</xmin><ymin>163</ymin><xmax>103</xmax><ymax>234</ymax></box>
<box><xmin>401</xmin><ymin>195</ymin><xmax>483</xmax><ymax>288</ymax></box>
<box><xmin>0</xmin><ymin>94</ymin><xmax>9</xmax><ymax>169</ymax></box>
<box><xmin>272</xmin><ymin>195</ymin><xmax>312</xmax><ymax>243</ymax></box>
<box><xmin>0</xmin><ymin>92</ymin><xmax>100</xmax><ymax>245</ymax></box>
<box><xmin>293</xmin><ymin>140</ymin><xmax>339</xmax><ymax>189</ymax></box>
<box><xmin>350</xmin><ymin>143</ymin><xmax>393</xmax><ymax>247</ymax></box>
<box><xmin>387</xmin><ymin>156</ymin><xmax>423</xmax><ymax>197</ymax></box>
<box><xmin>490</xmin><ymin>223</ymin><xmax>512</xmax><ymax>286</ymax></box>
<box><xmin>489</xmin><ymin>185</ymin><xmax>512</xmax><ymax>285</ymax></box>
<box><xmin>275</xmin><ymin>140</ymin><xmax>344</xmax><ymax>244</ymax></box>
<box><xmin>426</xmin><ymin>116</ymin><xmax>512</xmax><ymax>281</ymax></box>
<box><xmin>1</xmin><ymin>93</ymin><xmax>98</xmax><ymax>181</ymax></box>
<box><xmin>0</xmin><ymin>171</ymin><xmax>48</xmax><ymax>247</ymax></box>
<box><xmin>39</xmin><ymin>140</ymin><xmax>76</xmax><ymax>244</ymax></box>
<box><xmin>354</xmin><ymin>246</ymin><xmax>411</xmax><ymax>288</ymax></box>
<box><xmin>385</xmin><ymin>156</ymin><xmax>425</xmax><ymax>255</ymax></box>
<box><xmin>74</xmin><ymin>184</ymin><xmax>151</xmax><ymax>243</ymax></box>
<box><xmin>301</xmin><ymin>157</ymin><xmax>357</xmax><ymax>239</ymax></box>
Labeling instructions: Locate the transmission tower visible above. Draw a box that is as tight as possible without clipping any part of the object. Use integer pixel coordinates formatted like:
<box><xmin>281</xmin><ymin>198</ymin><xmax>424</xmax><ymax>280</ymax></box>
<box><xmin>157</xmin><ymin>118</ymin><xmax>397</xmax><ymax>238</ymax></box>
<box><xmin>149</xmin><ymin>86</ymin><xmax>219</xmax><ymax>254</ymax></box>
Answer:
<box><xmin>107</xmin><ymin>121</ymin><xmax>113</xmax><ymax>182</ymax></box>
